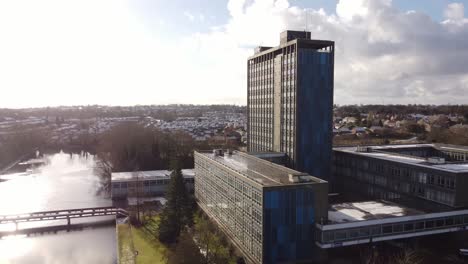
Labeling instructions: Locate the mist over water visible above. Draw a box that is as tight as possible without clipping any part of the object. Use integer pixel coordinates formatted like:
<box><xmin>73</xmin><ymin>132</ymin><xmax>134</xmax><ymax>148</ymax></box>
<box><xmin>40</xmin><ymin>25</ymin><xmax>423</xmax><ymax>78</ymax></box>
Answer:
<box><xmin>0</xmin><ymin>152</ymin><xmax>116</xmax><ymax>264</ymax></box>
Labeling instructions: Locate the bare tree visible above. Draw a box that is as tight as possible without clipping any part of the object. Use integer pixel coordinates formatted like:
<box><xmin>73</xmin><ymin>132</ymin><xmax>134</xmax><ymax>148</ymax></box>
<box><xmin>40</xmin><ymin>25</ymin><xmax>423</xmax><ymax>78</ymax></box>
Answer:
<box><xmin>94</xmin><ymin>152</ymin><xmax>113</xmax><ymax>196</ymax></box>
<box><xmin>392</xmin><ymin>249</ymin><xmax>423</xmax><ymax>264</ymax></box>
<box><xmin>193</xmin><ymin>213</ymin><xmax>232</xmax><ymax>264</ymax></box>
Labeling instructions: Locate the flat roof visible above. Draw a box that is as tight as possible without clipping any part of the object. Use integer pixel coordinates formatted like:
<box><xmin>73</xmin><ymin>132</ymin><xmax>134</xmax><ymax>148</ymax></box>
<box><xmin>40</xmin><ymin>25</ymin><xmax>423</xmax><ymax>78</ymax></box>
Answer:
<box><xmin>334</xmin><ymin>144</ymin><xmax>468</xmax><ymax>173</ymax></box>
<box><xmin>248</xmin><ymin>152</ymin><xmax>287</xmax><ymax>158</ymax></box>
<box><xmin>328</xmin><ymin>200</ymin><xmax>423</xmax><ymax>224</ymax></box>
<box><xmin>111</xmin><ymin>169</ymin><xmax>194</xmax><ymax>182</ymax></box>
<box><xmin>196</xmin><ymin>150</ymin><xmax>327</xmax><ymax>187</ymax></box>
<box><xmin>248</xmin><ymin>38</ymin><xmax>334</xmax><ymax>60</ymax></box>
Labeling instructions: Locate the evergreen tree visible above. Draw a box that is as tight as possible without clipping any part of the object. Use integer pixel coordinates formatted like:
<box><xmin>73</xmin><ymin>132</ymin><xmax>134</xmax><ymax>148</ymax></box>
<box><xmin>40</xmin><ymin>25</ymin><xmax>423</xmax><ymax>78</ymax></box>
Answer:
<box><xmin>158</xmin><ymin>158</ymin><xmax>193</xmax><ymax>244</ymax></box>
<box><xmin>165</xmin><ymin>231</ymin><xmax>204</xmax><ymax>264</ymax></box>
<box><xmin>159</xmin><ymin>206</ymin><xmax>179</xmax><ymax>244</ymax></box>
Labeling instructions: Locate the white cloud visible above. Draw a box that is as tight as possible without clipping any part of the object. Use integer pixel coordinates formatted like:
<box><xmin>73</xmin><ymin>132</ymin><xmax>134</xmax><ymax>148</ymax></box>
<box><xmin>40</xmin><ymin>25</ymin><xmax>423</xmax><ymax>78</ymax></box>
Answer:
<box><xmin>444</xmin><ymin>3</ymin><xmax>465</xmax><ymax>21</ymax></box>
<box><xmin>336</xmin><ymin>0</ymin><xmax>369</xmax><ymax>20</ymax></box>
<box><xmin>442</xmin><ymin>2</ymin><xmax>468</xmax><ymax>28</ymax></box>
<box><xmin>184</xmin><ymin>11</ymin><xmax>206</xmax><ymax>23</ymax></box>
<box><xmin>182</xmin><ymin>0</ymin><xmax>468</xmax><ymax>105</ymax></box>
<box><xmin>0</xmin><ymin>0</ymin><xmax>467</xmax><ymax>107</ymax></box>
<box><xmin>184</xmin><ymin>11</ymin><xmax>195</xmax><ymax>21</ymax></box>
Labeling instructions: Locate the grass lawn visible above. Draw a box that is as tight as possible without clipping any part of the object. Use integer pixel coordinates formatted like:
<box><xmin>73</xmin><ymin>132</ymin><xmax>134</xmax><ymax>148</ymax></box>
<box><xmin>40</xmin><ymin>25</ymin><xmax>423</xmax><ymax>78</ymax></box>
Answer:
<box><xmin>132</xmin><ymin>225</ymin><xmax>167</xmax><ymax>264</ymax></box>
<box><xmin>117</xmin><ymin>215</ymin><xmax>168</xmax><ymax>264</ymax></box>
<box><xmin>117</xmin><ymin>224</ymin><xmax>136</xmax><ymax>264</ymax></box>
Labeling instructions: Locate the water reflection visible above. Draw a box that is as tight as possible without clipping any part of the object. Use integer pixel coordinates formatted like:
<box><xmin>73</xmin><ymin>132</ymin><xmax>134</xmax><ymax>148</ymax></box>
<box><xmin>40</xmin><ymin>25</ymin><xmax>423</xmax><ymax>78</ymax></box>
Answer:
<box><xmin>0</xmin><ymin>152</ymin><xmax>116</xmax><ymax>263</ymax></box>
<box><xmin>0</xmin><ymin>228</ymin><xmax>116</xmax><ymax>264</ymax></box>
<box><xmin>0</xmin><ymin>151</ymin><xmax>110</xmax><ymax>215</ymax></box>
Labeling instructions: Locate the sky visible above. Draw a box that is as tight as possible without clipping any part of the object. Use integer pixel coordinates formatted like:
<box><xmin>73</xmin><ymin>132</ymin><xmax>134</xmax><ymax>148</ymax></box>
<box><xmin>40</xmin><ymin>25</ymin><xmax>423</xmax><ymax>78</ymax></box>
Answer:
<box><xmin>0</xmin><ymin>0</ymin><xmax>467</xmax><ymax>108</ymax></box>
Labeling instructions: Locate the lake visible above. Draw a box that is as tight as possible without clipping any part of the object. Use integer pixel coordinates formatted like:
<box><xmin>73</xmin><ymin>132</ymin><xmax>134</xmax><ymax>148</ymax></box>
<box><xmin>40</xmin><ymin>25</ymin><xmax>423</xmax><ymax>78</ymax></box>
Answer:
<box><xmin>0</xmin><ymin>152</ymin><xmax>116</xmax><ymax>264</ymax></box>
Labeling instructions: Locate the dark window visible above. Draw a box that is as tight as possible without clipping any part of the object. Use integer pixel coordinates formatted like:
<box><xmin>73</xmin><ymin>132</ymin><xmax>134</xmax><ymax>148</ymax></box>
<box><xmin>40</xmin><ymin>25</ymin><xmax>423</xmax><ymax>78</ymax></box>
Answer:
<box><xmin>463</xmin><ymin>216</ymin><xmax>468</xmax><ymax>224</ymax></box>
<box><xmin>428</xmin><ymin>175</ymin><xmax>435</xmax><ymax>184</ymax></box>
<box><xmin>393</xmin><ymin>224</ymin><xmax>403</xmax><ymax>233</ymax></box>
<box><xmin>404</xmin><ymin>223</ymin><xmax>414</xmax><ymax>231</ymax></box>
<box><xmin>335</xmin><ymin>231</ymin><xmax>347</xmax><ymax>240</ymax></box>
<box><xmin>445</xmin><ymin>218</ymin><xmax>454</xmax><ymax>226</ymax></box>
<box><xmin>323</xmin><ymin>232</ymin><xmax>334</xmax><ymax>242</ymax></box>
<box><xmin>371</xmin><ymin>227</ymin><xmax>381</xmax><ymax>235</ymax></box>
<box><xmin>426</xmin><ymin>221</ymin><xmax>434</xmax><ymax>229</ymax></box>
<box><xmin>436</xmin><ymin>219</ymin><xmax>445</xmax><ymax>227</ymax></box>
<box><xmin>415</xmin><ymin>222</ymin><xmax>425</xmax><ymax>230</ymax></box>
<box><xmin>382</xmin><ymin>225</ymin><xmax>393</xmax><ymax>234</ymax></box>
<box><xmin>349</xmin><ymin>230</ymin><xmax>359</xmax><ymax>238</ymax></box>
<box><xmin>359</xmin><ymin>228</ymin><xmax>370</xmax><ymax>237</ymax></box>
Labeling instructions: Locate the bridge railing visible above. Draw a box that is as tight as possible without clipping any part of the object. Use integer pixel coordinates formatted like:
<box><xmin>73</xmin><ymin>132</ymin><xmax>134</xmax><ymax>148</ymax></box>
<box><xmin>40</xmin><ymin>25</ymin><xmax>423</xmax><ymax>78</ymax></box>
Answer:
<box><xmin>0</xmin><ymin>207</ymin><xmax>128</xmax><ymax>225</ymax></box>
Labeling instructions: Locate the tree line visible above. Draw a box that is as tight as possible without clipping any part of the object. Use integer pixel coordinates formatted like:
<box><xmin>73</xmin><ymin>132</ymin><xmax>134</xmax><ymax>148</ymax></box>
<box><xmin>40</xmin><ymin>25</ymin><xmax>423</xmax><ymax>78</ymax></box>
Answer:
<box><xmin>0</xmin><ymin>104</ymin><xmax>246</xmax><ymax>122</ymax></box>
<box><xmin>0</xmin><ymin>130</ymin><xmax>46</xmax><ymax>172</ymax></box>
<box><xmin>94</xmin><ymin>122</ymin><xmax>237</xmax><ymax>194</ymax></box>
<box><xmin>336</xmin><ymin>104</ymin><xmax>468</xmax><ymax>118</ymax></box>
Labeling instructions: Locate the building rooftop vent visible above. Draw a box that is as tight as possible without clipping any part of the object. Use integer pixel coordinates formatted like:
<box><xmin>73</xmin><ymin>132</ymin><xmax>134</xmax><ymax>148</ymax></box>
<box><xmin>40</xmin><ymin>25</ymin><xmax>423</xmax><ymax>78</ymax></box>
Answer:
<box><xmin>356</xmin><ymin>146</ymin><xmax>372</xmax><ymax>153</ymax></box>
<box><xmin>288</xmin><ymin>173</ymin><xmax>314</xmax><ymax>183</ymax></box>
<box><xmin>254</xmin><ymin>46</ymin><xmax>273</xmax><ymax>54</ymax></box>
<box><xmin>427</xmin><ymin>157</ymin><xmax>445</xmax><ymax>164</ymax></box>
<box><xmin>213</xmin><ymin>149</ymin><xmax>224</xmax><ymax>157</ymax></box>
<box><xmin>280</xmin><ymin>30</ymin><xmax>311</xmax><ymax>44</ymax></box>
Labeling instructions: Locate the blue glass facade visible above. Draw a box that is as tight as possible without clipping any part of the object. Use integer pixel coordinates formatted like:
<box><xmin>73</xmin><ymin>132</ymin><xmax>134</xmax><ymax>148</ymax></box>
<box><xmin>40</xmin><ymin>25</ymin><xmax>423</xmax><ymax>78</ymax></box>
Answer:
<box><xmin>263</xmin><ymin>187</ymin><xmax>317</xmax><ymax>263</ymax></box>
<box><xmin>297</xmin><ymin>49</ymin><xmax>334</xmax><ymax>181</ymax></box>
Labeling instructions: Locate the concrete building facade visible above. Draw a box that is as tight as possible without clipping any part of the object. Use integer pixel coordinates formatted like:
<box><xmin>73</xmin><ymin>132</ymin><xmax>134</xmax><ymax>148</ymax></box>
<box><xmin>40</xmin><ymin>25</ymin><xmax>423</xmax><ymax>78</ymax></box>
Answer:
<box><xmin>111</xmin><ymin>169</ymin><xmax>194</xmax><ymax>199</ymax></box>
<box><xmin>247</xmin><ymin>30</ymin><xmax>334</xmax><ymax>181</ymax></box>
<box><xmin>194</xmin><ymin>150</ymin><xmax>328</xmax><ymax>264</ymax></box>
<box><xmin>333</xmin><ymin>144</ymin><xmax>468</xmax><ymax>211</ymax></box>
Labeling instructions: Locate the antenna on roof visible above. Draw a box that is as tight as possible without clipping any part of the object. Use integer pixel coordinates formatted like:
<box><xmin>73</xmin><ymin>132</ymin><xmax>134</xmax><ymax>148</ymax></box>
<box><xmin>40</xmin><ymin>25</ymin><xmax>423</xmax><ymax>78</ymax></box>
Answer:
<box><xmin>305</xmin><ymin>9</ymin><xmax>308</xmax><ymax>31</ymax></box>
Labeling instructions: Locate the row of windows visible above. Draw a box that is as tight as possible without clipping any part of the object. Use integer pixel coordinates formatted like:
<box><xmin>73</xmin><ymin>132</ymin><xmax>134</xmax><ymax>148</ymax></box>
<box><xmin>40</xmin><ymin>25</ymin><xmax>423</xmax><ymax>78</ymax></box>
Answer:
<box><xmin>249</xmin><ymin>62</ymin><xmax>274</xmax><ymax>71</ymax></box>
<box><xmin>195</xmin><ymin>155</ymin><xmax>263</xmax><ymax>262</ymax></box>
<box><xmin>249</xmin><ymin>111</ymin><xmax>273</xmax><ymax>117</ymax></box>
<box><xmin>248</xmin><ymin>80</ymin><xmax>273</xmax><ymax>86</ymax></box>
<box><xmin>249</xmin><ymin>131</ymin><xmax>272</xmax><ymax>139</ymax></box>
<box><xmin>249</xmin><ymin>104</ymin><xmax>273</xmax><ymax>109</ymax></box>
<box><xmin>248</xmin><ymin>77</ymin><xmax>295</xmax><ymax>88</ymax></box>
<box><xmin>249</xmin><ymin>140</ymin><xmax>272</xmax><ymax>150</ymax></box>
<box><xmin>441</xmin><ymin>150</ymin><xmax>468</xmax><ymax>161</ymax></box>
<box><xmin>321</xmin><ymin>214</ymin><xmax>468</xmax><ymax>243</ymax></box>
<box><xmin>249</xmin><ymin>95</ymin><xmax>273</xmax><ymax>100</ymax></box>
<box><xmin>337</xmin><ymin>166</ymin><xmax>456</xmax><ymax>206</ymax></box>
<box><xmin>249</xmin><ymin>79</ymin><xmax>273</xmax><ymax>86</ymax></box>
<box><xmin>335</xmin><ymin>155</ymin><xmax>457</xmax><ymax>191</ymax></box>
<box><xmin>112</xmin><ymin>178</ymin><xmax>194</xmax><ymax>188</ymax></box>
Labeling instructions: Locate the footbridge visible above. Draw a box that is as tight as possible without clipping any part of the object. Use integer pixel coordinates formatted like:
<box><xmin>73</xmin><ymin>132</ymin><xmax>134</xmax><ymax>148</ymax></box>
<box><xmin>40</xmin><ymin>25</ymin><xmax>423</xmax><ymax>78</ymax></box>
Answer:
<box><xmin>0</xmin><ymin>206</ymin><xmax>128</xmax><ymax>237</ymax></box>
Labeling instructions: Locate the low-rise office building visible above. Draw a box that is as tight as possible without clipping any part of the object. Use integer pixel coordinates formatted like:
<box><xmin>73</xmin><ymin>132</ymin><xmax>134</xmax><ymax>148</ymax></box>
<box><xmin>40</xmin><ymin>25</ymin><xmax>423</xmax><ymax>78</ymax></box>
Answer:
<box><xmin>316</xmin><ymin>200</ymin><xmax>468</xmax><ymax>248</ymax></box>
<box><xmin>333</xmin><ymin>144</ymin><xmax>468</xmax><ymax>211</ymax></box>
<box><xmin>194</xmin><ymin>149</ymin><xmax>328</xmax><ymax>264</ymax></box>
<box><xmin>111</xmin><ymin>169</ymin><xmax>194</xmax><ymax>199</ymax></box>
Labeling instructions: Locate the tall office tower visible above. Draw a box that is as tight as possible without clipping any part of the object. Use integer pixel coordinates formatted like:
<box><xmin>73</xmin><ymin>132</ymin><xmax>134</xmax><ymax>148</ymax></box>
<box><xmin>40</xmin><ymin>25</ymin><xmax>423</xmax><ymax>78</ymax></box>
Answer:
<box><xmin>247</xmin><ymin>30</ymin><xmax>334</xmax><ymax>180</ymax></box>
